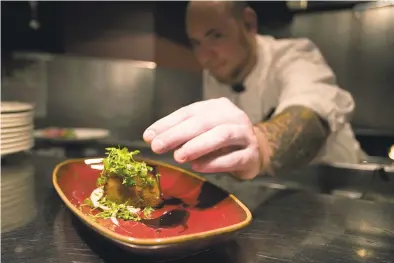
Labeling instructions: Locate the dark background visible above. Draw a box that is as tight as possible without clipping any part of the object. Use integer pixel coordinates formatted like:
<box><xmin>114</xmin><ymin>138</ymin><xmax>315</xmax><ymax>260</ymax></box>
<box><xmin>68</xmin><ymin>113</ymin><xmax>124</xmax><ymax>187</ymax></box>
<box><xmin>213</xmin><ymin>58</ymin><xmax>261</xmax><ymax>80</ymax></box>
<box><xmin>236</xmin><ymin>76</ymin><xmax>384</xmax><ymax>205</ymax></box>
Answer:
<box><xmin>1</xmin><ymin>1</ymin><xmax>365</xmax><ymax>55</ymax></box>
<box><xmin>2</xmin><ymin>1</ymin><xmax>394</xmax><ymax>157</ymax></box>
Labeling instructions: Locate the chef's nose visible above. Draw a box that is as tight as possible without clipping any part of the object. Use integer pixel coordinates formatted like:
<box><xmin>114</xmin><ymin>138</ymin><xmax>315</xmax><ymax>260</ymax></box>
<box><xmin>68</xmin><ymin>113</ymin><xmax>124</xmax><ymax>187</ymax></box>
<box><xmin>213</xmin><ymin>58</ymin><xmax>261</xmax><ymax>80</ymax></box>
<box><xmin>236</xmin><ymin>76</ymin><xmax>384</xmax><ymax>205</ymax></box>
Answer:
<box><xmin>197</xmin><ymin>44</ymin><xmax>217</xmax><ymax>67</ymax></box>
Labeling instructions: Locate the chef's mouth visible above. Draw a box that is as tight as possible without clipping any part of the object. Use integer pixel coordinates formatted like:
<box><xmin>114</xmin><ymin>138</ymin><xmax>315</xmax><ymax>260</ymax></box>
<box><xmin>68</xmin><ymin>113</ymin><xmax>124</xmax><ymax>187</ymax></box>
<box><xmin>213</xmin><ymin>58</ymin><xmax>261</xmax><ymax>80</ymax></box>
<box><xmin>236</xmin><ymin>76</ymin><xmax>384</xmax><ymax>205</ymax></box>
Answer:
<box><xmin>207</xmin><ymin>61</ymin><xmax>226</xmax><ymax>70</ymax></box>
<box><xmin>210</xmin><ymin>64</ymin><xmax>226</xmax><ymax>73</ymax></box>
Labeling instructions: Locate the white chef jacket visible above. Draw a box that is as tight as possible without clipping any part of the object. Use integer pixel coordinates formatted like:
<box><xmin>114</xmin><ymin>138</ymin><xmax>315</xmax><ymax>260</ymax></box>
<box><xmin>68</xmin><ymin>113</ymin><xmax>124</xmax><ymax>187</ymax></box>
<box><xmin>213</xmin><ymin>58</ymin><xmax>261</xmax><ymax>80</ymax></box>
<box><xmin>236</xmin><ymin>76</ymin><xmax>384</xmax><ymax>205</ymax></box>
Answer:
<box><xmin>203</xmin><ymin>34</ymin><xmax>366</xmax><ymax>164</ymax></box>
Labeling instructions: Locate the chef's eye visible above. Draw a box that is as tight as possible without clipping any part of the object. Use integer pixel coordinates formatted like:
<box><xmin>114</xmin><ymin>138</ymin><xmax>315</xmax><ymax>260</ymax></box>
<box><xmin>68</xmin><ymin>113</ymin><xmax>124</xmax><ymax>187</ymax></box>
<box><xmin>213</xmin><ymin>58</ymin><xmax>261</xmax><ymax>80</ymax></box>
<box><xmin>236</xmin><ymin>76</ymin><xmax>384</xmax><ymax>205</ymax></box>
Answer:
<box><xmin>212</xmin><ymin>32</ymin><xmax>223</xmax><ymax>39</ymax></box>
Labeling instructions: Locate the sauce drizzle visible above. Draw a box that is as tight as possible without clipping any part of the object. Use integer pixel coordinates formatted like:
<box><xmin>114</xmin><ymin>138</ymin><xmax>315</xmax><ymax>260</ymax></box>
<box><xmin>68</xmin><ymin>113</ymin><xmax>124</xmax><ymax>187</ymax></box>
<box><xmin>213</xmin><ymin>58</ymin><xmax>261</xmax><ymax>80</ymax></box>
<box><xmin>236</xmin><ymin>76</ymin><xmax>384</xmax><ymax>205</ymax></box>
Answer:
<box><xmin>141</xmin><ymin>209</ymin><xmax>190</xmax><ymax>232</ymax></box>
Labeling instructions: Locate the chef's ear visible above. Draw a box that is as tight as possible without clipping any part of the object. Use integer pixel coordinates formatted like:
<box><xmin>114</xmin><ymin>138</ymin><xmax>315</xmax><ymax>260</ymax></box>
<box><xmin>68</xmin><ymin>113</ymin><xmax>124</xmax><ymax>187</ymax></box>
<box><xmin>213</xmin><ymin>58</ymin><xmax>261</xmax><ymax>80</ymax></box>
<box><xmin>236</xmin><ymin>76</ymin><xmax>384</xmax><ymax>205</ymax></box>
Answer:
<box><xmin>244</xmin><ymin>22</ymin><xmax>251</xmax><ymax>30</ymax></box>
<box><xmin>243</xmin><ymin>7</ymin><xmax>258</xmax><ymax>33</ymax></box>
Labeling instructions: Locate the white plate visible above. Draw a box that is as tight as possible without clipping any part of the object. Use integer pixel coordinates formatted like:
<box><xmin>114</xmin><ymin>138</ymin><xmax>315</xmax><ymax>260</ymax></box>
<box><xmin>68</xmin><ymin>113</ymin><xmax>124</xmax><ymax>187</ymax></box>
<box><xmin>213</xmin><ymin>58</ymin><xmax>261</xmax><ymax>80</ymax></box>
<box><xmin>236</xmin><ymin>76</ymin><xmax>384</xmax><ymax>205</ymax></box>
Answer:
<box><xmin>1</xmin><ymin>111</ymin><xmax>33</xmax><ymax>120</ymax></box>
<box><xmin>34</xmin><ymin>127</ymin><xmax>110</xmax><ymax>141</ymax></box>
<box><xmin>0</xmin><ymin>130</ymin><xmax>33</xmax><ymax>141</ymax></box>
<box><xmin>1</xmin><ymin>133</ymin><xmax>32</xmax><ymax>145</ymax></box>
<box><xmin>1</xmin><ymin>137</ymin><xmax>33</xmax><ymax>149</ymax></box>
<box><xmin>1</xmin><ymin>114</ymin><xmax>33</xmax><ymax>128</ymax></box>
<box><xmin>1</xmin><ymin>101</ymin><xmax>34</xmax><ymax>114</ymax></box>
<box><xmin>1</xmin><ymin>125</ymin><xmax>34</xmax><ymax>135</ymax></box>
<box><xmin>1</xmin><ymin>139</ymin><xmax>34</xmax><ymax>156</ymax></box>
<box><xmin>1</xmin><ymin>129</ymin><xmax>32</xmax><ymax>140</ymax></box>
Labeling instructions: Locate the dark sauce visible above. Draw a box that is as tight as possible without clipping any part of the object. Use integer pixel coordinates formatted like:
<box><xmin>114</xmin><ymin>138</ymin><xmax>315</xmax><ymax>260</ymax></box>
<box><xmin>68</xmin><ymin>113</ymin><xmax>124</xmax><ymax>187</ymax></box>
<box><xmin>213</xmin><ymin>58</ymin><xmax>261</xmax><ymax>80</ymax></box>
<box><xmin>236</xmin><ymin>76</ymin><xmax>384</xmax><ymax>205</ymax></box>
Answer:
<box><xmin>141</xmin><ymin>209</ymin><xmax>189</xmax><ymax>232</ymax></box>
<box><xmin>156</xmin><ymin>195</ymin><xmax>190</xmax><ymax>209</ymax></box>
<box><xmin>157</xmin><ymin>182</ymin><xmax>229</xmax><ymax>210</ymax></box>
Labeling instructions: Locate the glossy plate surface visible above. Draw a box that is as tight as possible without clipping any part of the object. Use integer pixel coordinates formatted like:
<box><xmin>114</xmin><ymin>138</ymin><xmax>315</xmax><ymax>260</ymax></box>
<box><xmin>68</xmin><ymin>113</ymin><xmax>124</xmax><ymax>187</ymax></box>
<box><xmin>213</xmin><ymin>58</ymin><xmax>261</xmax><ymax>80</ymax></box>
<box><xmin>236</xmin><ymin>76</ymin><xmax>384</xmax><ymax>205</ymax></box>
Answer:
<box><xmin>53</xmin><ymin>158</ymin><xmax>252</xmax><ymax>254</ymax></box>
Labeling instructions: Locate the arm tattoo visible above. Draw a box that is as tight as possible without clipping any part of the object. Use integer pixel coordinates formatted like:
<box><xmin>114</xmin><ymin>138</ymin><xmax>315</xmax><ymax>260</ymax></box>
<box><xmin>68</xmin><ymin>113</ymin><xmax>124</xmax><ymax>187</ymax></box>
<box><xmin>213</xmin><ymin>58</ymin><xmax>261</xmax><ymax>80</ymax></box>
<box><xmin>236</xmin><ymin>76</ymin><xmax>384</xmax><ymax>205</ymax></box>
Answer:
<box><xmin>255</xmin><ymin>106</ymin><xmax>330</xmax><ymax>175</ymax></box>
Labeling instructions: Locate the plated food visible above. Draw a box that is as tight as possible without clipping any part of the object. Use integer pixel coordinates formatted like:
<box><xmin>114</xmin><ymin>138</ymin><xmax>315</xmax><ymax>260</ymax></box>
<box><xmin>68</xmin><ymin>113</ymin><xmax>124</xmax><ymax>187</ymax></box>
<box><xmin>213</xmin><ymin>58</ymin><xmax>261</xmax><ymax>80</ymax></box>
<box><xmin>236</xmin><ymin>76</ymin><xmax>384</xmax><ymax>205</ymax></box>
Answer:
<box><xmin>84</xmin><ymin>147</ymin><xmax>162</xmax><ymax>225</ymax></box>
<box><xmin>53</xmin><ymin>146</ymin><xmax>252</xmax><ymax>256</ymax></box>
<box><xmin>34</xmin><ymin>127</ymin><xmax>109</xmax><ymax>141</ymax></box>
<box><xmin>40</xmin><ymin>127</ymin><xmax>77</xmax><ymax>139</ymax></box>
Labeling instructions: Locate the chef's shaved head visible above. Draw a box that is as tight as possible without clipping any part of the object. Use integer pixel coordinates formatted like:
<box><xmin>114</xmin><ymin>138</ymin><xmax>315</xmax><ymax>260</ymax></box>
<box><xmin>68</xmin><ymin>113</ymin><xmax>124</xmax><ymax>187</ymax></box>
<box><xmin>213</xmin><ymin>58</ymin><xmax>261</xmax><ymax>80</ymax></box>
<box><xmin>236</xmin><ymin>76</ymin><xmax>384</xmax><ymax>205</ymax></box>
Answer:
<box><xmin>186</xmin><ymin>1</ymin><xmax>249</xmax><ymax>20</ymax></box>
<box><xmin>186</xmin><ymin>1</ymin><xmax>258</xmax><ymax>85</ymax></box>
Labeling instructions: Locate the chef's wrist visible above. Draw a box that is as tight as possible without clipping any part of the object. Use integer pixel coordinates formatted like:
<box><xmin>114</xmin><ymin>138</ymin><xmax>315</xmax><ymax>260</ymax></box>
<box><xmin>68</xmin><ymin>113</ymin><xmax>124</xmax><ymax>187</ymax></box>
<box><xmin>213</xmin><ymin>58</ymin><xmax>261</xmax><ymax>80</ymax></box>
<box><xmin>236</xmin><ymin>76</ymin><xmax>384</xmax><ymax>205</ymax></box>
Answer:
<box><xmin>252</xmin><ymin>124</ymin><xmax>274</xmax><ymax>176</ymax></box>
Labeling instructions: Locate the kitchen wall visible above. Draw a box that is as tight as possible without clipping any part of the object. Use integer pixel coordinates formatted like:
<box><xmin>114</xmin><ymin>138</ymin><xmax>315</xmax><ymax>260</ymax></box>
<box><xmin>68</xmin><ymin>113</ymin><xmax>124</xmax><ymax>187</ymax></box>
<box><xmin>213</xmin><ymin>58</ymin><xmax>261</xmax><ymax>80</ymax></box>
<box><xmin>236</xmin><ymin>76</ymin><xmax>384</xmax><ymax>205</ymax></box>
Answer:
<box><xmin>45</xmin><ymin>55</ymin><xmax>156</xmax><ymax>141</ymax></box>
<box><xmin>1</xmin><ymin>2</ymin><xmax>202</xmax><ymax>142</ymax></box>
<box><xmin>153</xmin><ymin>67</ymin><xmax>202</xmax><ymax>122</ymax></box>
<box><xmin>62</xmin><ymin>2</ymin><xmax>156</xmax><ymax>62</ymax></box>
<box><xmin>45</xmin><ymin>54</ymin><xmax>201</xmax><ymax>140</ymax></box>
<box><xmin>1</xmin><ymin>52</ymin><xmax>202</xmax><ymax>141</ymax></box>
<box><xmin>289</xmin><ymin>6</ymin><xmax>394</xmax><ymax>132</ymax></box>
<box><xmin>61</xmin><ymin>2</ymin><xmax>201</xmax><ymax>73</ymax></box>
<box><xmin>1</xmin><ymin>53</ymin><xmax>52</xmax><ymax>118</ymax></box>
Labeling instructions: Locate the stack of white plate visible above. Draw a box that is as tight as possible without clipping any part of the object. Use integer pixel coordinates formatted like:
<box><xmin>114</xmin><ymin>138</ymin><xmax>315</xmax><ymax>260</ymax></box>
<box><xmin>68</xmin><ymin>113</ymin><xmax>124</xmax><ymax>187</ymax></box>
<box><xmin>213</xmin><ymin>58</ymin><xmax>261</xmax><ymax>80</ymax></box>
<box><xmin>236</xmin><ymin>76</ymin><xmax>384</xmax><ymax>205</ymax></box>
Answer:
<box><xmin>1</xmin><ymin>101</ymin><xmax>35</xmax><ymax>156</ymax></box>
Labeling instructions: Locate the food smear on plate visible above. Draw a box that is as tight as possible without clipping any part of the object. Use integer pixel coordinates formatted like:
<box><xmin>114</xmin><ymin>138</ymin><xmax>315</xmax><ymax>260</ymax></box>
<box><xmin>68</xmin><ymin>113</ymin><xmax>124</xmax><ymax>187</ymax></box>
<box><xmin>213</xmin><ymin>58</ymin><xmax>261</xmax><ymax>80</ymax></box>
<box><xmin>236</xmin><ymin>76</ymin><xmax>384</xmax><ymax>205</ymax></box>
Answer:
<box><xmin>42</xmin><ymin>127</ymin><xmax>77</xmax><ymax>139</ymax></box>
<box><xmin>83</xmin><ymin>147</ymin><xmax>162</xmax><ymax>225</ymax></box>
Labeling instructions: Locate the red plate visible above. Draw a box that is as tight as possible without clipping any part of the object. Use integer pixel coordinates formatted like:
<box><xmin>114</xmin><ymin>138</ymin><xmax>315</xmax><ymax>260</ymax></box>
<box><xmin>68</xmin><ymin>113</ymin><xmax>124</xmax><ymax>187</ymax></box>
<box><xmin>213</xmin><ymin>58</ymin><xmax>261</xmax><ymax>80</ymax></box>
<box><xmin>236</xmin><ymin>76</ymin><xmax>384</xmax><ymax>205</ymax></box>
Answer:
<box><xmin>53</xmin><ymin>158</ymin><xmax>252</xmax><ymax>256</ymax></box>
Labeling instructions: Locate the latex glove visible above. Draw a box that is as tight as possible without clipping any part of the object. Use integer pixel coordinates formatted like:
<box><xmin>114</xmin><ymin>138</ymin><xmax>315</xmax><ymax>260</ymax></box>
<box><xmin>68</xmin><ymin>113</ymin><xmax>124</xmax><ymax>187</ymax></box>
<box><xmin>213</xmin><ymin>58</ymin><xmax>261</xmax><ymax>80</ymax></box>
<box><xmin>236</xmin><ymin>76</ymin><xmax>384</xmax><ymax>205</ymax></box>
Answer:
<box><xmin>143</xmin><ymin>98</ymin><xmax>262</xmax><ymax>180</ymax></box>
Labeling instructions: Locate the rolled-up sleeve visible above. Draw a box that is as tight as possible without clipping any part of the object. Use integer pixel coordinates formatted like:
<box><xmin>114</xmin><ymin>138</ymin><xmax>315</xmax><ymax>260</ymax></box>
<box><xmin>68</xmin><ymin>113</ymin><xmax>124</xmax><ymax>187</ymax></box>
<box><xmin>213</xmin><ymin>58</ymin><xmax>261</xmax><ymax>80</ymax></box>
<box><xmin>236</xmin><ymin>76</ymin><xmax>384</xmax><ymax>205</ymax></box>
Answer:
<box><xmin>272</xmin><ymin>38</ymin><xmax>355</xmax><ymax>133</ymax></box>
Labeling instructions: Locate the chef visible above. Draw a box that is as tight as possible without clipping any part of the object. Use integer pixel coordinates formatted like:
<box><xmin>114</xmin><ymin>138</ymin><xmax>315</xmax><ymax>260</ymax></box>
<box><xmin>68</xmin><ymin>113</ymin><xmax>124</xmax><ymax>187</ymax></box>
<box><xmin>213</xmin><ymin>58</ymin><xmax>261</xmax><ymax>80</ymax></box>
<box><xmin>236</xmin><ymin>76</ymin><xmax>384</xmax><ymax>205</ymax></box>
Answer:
<box><xmin>143</xmin><ymin>1</ymin><xmax>366</xmax><ymax>180</ymax></box>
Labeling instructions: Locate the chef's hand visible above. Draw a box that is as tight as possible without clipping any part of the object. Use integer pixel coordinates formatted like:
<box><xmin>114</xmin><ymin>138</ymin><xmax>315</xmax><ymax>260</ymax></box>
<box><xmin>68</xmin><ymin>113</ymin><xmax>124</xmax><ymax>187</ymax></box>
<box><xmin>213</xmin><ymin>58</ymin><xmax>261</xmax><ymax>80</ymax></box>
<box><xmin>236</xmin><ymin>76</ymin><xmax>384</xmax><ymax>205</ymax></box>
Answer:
<box><xmin>143</xmin><ymin>98</ymin><xmax>263</xmax><ymax>180</ymax></box>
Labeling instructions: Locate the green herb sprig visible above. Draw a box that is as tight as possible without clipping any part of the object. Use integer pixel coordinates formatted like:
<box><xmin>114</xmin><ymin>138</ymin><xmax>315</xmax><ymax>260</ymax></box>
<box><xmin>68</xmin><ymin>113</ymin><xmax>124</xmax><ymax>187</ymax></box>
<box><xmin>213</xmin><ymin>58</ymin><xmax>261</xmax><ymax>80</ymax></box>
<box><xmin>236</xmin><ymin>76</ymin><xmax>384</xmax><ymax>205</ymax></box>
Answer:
<box><xmin>83</xmin><ymin>196</ymin><xmax>154</xmax><ymax>221</ymax></box>
<box><xmin>94</xmin><ymin>196</ymin><xmax>141</xmax><ymax>221</ymax></box>
<box><xmin>97</xmin><ymin>147</ymin><xmax>157</xmax><ymax>187</ymax></box>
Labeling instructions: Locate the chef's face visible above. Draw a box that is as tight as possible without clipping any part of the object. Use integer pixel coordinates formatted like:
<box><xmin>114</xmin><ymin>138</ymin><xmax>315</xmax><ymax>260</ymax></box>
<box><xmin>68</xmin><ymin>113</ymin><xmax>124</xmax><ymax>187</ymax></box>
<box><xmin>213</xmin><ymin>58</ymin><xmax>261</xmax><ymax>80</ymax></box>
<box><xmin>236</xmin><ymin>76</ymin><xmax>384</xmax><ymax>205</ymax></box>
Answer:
<box><xmin>186</xmin><ymin>3</ymin><xmax>257</xmax><ymax>84</ymax></box>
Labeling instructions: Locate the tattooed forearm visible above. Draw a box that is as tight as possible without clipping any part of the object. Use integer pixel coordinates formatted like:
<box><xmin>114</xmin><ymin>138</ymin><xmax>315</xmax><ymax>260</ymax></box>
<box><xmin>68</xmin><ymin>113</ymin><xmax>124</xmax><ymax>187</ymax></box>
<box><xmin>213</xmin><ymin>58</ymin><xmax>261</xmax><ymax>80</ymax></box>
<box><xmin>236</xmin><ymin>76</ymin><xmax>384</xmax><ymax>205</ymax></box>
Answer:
<box><xmin>254</xmin><ymin>106</ymin><xmax>330</xmax><ymax>176</ymax></box>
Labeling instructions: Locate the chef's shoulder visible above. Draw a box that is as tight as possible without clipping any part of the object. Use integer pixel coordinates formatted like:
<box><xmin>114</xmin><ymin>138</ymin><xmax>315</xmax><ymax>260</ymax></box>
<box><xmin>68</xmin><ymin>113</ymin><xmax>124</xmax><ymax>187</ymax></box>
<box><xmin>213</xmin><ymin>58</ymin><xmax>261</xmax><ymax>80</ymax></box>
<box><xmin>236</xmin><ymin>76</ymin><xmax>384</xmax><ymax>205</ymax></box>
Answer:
<box><xmin>263</xmin><ymin>35</ymin><xmax>355</xmax><ymax>133</ymax></box>
<box><xmin>264</xmin><ymin>36</ymin><xmax>325</xmax><ymax>64</ymax></box>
